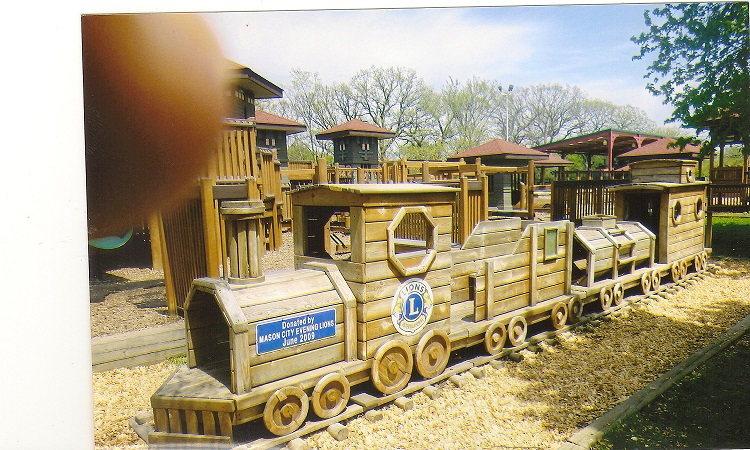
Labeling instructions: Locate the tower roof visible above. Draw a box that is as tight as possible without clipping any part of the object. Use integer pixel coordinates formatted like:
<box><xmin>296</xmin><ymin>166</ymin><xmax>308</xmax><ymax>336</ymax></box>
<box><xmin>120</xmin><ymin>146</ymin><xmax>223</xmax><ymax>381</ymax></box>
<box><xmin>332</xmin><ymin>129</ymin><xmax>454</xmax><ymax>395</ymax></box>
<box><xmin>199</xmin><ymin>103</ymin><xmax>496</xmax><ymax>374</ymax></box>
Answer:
<box><xmin>255</xmin><ymin>110</ymin><xmax>306</xmax><ymax>134</ymax></box>
<box><xmin>316</xmin><ymin>119</ymin><xmax>396</xmax><ymax>140</ymax></box>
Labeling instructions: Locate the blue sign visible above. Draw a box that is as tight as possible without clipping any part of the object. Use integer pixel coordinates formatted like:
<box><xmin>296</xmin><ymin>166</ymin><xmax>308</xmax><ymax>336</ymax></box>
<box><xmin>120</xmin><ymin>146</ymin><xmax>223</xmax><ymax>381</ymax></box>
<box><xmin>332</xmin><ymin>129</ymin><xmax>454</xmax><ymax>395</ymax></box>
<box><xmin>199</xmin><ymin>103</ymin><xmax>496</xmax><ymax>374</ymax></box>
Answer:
<box><xmin>256</xmin><ymin>308</ymin><xmax>337</xmax><ymax>355</ymax></box>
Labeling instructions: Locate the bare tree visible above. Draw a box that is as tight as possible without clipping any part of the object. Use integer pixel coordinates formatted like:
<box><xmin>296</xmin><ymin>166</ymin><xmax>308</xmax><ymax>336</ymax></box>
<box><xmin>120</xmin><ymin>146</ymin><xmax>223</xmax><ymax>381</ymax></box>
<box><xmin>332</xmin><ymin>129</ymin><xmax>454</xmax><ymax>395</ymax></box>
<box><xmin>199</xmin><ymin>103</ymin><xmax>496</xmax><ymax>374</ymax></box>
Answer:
<box><xmin>349</xmin><ymin>66</ymin><xmax>430</xmax><ymax>159</ymax></box>
<box><xmin>516</xmin><ymin>84</ymin><xmax>587</xmax><ymax>146</ymax></box>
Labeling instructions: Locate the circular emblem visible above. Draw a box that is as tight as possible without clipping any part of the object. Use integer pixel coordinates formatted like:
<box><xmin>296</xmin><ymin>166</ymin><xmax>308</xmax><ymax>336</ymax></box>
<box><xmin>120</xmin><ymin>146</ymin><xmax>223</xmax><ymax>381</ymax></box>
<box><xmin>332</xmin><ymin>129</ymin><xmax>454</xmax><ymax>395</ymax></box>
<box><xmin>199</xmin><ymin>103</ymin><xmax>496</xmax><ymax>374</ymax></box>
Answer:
<box><xmin>391</xmin><ymin>278</ymin><xmax>433</xmax><ymax>336</ymax></box>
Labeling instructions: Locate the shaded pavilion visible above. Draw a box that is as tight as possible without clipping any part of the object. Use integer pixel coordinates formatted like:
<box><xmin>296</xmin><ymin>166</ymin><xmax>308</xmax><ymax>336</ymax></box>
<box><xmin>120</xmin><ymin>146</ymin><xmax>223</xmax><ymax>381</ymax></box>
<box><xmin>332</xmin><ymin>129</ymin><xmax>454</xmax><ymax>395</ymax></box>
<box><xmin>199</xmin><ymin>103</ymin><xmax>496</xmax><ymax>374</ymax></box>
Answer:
<box><xmin>254</xmin><ymin>110</ymin><xmax>306</xmax><ymax>167</ymax></box>
<box><xmin>534</xmin><ymin>129</ymin><xmax>665</xmax><ymax>171</ymax></box>
<box><xmin>317</xmin><ymin>119</ymin><xmax>395</xmax><ymax>168</ymax></box>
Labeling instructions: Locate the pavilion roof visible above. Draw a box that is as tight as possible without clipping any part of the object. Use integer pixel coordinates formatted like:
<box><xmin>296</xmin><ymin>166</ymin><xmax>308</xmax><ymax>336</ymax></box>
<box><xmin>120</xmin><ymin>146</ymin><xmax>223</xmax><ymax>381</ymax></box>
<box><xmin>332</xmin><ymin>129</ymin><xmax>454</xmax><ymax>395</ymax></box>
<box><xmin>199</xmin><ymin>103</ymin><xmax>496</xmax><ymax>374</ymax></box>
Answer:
<box><xmin>536</xmin><ymin>153</ymin><xmax>575</xmax><ymax>166</ymax></box>
<box><xmin>534</xmin><ymin>129</ymin><xmax>665</xmax><ymax>156</ymax></box>
<box><xmin>316</xmin><ymin>119</ymin><xmax>395</xmax><ymax>140</ymax></box>
<box><xmin>447</xmin><ymin>139</ymin><xmax>548</xmax><ymax>160</ymax></box>
<box><xmin>618</xmin><ymin>138</ymin><xmax>700</xmax><ymax>158</ymax></box>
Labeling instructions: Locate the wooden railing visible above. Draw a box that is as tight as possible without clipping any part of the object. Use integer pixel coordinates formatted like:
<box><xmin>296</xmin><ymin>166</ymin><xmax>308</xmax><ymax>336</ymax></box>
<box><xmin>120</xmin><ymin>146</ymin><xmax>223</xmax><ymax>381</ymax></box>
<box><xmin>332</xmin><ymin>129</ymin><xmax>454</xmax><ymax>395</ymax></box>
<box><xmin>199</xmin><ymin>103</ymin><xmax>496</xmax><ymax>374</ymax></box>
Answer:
<box><xmin>709</xmin><ymin>183</ymin><xmax>750</xmax><ymax>212</ymax></box>
<box><xmin>561</xmin><ymin>170</ymin><xmax>630</xmax><ymax>182</ymax></box>
<box><xmin>550</xmin><ymin>179</ymin><xmax>628</xmax><ymax>224</ymax></box>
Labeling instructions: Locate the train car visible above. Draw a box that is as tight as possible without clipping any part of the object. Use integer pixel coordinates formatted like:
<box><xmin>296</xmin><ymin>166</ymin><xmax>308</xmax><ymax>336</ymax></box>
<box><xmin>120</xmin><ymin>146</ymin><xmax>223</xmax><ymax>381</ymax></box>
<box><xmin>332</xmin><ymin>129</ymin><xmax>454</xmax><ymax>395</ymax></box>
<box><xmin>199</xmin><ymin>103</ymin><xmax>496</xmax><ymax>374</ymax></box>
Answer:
<box><xmin>613</xmin><ymin>159</ymin><xmax>709</xmax><ymax>283</ymax></box>
<box><xmin>571</xmin><ymin>214</ymin><xmax>661</xmax><ymax>311</ymax></box>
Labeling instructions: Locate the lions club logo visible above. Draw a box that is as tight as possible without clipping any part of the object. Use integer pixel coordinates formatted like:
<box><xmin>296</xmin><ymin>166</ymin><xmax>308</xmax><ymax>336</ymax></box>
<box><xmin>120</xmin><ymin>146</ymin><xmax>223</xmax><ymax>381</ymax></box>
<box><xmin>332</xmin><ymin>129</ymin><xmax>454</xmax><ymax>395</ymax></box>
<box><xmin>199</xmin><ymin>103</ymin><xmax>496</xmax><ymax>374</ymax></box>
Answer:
<box><xmin>391</xmin><ymin>278</ymin><xmax>433</xmax><ymax>336</ymax></box>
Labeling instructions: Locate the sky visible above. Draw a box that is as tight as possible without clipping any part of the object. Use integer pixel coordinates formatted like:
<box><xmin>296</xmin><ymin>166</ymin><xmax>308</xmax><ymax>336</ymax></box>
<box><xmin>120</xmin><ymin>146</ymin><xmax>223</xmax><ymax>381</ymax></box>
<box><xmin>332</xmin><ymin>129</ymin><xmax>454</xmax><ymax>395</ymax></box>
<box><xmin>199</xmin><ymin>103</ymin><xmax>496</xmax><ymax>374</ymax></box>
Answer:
<box><xmin>203</xmin><ymin>3</ymin><xmax>675</xmax><ymax>125</ymax></box>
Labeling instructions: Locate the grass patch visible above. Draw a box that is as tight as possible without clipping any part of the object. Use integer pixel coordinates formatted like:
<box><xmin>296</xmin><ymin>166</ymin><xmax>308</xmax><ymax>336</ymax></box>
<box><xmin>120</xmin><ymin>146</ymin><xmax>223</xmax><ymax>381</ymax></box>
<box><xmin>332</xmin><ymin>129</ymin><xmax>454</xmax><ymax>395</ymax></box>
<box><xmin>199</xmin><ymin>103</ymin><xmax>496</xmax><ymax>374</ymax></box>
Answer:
<box><xmin>166</xmin><ymin>353</ymin><xmax>187</xmax><ymax>366</ymax></box>
<box><xmin>712</xmin><ymin>214</ymin><xmax>750</xmax><ymax>259</ymax></box>
<box><xmin>593</xmin><ymin>333</ymin><xmax>750</xmax><ymax>449</ymax></box>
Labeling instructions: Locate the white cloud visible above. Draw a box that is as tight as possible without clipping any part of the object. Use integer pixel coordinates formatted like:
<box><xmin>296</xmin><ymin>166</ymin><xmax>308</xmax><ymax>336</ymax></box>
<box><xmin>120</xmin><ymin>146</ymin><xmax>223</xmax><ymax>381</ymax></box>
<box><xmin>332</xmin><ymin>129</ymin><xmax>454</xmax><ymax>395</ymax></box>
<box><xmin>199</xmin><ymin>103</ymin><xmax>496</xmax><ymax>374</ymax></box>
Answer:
<box><xmin>205</xmin><ymin>9</ymin><xmax>536</xmax><ymax>89</ymax></box>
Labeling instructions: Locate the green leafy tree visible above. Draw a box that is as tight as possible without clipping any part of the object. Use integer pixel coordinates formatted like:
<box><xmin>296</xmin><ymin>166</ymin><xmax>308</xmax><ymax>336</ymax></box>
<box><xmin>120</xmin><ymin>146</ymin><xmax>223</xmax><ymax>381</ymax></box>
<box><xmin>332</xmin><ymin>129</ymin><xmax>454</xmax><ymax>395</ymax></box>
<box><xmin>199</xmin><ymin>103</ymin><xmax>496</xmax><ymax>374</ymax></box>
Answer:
<box><xmin>632</xmin><ymin>2</ymin><xmax>750</xmax><ymax>155</ymax></box>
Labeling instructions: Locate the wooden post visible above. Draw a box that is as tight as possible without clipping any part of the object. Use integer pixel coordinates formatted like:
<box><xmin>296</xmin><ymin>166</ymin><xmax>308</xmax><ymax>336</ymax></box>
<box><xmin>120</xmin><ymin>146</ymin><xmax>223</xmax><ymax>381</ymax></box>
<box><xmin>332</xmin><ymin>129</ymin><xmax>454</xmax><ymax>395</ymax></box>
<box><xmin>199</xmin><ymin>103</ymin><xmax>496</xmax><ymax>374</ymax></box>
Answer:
<box><xmin>565</xmin><ymin>221</ymin><xmax>573</xmax><ymax>294</ymax></box>
<box><xmin>485</xmin><ymin>260</ymin><xmax>495</xmax><ymax>320</ymax></box>
<box><xmin>529</xmin><ymin>225</ymin><xmax>538</xmax><ymax>306</ymax></box>
<box><xmin>480</xmin><ymin>174</ymin><xmax>489</xmax><ymax>221</ymax></box>
<box><xmin>147</xmin><ymin>213</ymin><xmax>164</xmax><ymax>271</ymax></box>
<box><xmin>357</xmin><ymin>166</ymin><xmax>365</xmax><ymax>183</ymax></box>
<box><xmin>154</xmin><ymin>212</ymin><xmax>178</xmax><ymax>315</ymax></box>
<box><xmin>459</xmin><ymin>176</ymin><xmax>470</xmax><ymax>244</ymax></box>
<box><xmin>315</xmin><ymin>158</ymin><xmax>327</xmax><ymax>184</ymax></box>
<box><xmin>709</xmin><ymin>148</ymin><xmax>715</xmax><ymax>180</ymax></box>
<box><xmin>381</xmin><ymin>161</ymin><xmax>389</xmax><ymax>183</ymax></box>
<box><xmin>400</xmin><ymin>156</ymin><xmax>408</xmax><ymax>182</ymax></box>
<box><xmin>475</xmin><ymin>157</ymin><xmax>482</xmax><ymax>178</ymax></box>
<box><xmin>249</xmin><ymin>127</ymin><xmax>259</xmax><ymax>178</ymax></box>
<box><xmin>333</xmin><ymin>163</ymin><xmax>341</xmax><ymax>183</ymax></box>
<box><xmin>199</xmin><ymin>178</ymin><xmax>221</xmax><ymax>278</ymax></box>
<box><xmin>422</xmin><ymin>161</ymin><xmax>430</xmax><ymax>183</ymax></box>
<box><xmin>527</xmin><ymin>159</ymin><xmax>536</xmax><ymax>220</ymax></box>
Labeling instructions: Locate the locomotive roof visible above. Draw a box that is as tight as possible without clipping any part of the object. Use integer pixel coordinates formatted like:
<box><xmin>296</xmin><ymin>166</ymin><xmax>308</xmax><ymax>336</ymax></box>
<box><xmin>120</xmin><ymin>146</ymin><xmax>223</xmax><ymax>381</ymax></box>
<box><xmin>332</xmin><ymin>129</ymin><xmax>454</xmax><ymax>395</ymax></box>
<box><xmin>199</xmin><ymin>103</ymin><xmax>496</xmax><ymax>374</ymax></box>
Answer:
<box><xmin>291</xmin><ymin>183</ymin><xmax>459</xmax><ymax>207</ymax></box>
<box><xmin>612</xmin><ymin>181</ymin><xmax>709</xmax><ymax>191</ymax></box>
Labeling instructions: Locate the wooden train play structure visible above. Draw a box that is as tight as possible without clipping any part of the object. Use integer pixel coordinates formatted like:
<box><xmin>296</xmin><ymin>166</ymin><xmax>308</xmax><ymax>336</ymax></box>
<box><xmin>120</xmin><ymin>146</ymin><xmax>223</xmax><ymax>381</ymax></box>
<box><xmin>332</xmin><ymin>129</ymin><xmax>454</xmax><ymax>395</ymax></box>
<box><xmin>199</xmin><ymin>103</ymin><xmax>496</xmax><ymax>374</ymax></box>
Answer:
<box><xmin>142</xmin><ymin>159</ymin><xmax>710</xmax><ymax>447</ymax></box>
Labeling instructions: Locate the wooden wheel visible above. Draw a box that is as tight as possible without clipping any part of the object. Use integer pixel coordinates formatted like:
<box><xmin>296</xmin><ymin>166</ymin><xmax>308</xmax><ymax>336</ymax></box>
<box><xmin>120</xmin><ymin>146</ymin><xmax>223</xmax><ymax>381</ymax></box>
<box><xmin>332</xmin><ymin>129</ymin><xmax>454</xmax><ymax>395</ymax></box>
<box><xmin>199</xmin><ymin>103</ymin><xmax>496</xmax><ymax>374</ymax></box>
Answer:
<box><xmin>508</xmin><ymin>316</ymin><xmax>527</xmax><ymax>347</ymax></box>
<box><xmin>671</xmin><ymin>262</ymin><xmax>681</xmax><ymax>283</ymax></box>
<box><xmin>568</xmin><ymin>297</ymin><xmax>583</xmax><ymax>323</ymax></box>
<box><xmin>484</xmin><ymin>322</ymin><xmax>507</xmax><ymax>355</ymax></box>
<box><xmin>371</xmin><ymin>340</ymin><xmax>413</xmax><ymax>395</ymax></box>
<box><xmin>613</xmin><ymin>283</ymin><xmax>624</xmax><ymax>306</ymax></box>
<box><xmin>415</xmin><ymin>329</ymin><xmax>451</xmax><ymax>379</ymax></box>
<box><xmin>263</xmin><ymin>386</ymin><xmax>309</xmax><ymax>436</ymax></box>
<box><xmin>311</xmin><ymin>373</ymin><xmax>350</xmax><ymax>419</ymax></box>
<box><xmin>641</xmin><ymin>271</ymin><xmax>652</xmax><ymax>294</ymax></box>
<box><xmin>700</xmin><ymin>251</ymin><xmax>708</xmax><ymax>270</ymax></box>
<box><xmin>694</xmin><ymin>254</ymin><xmax>703</xmax><ymax>272</ymax></box>
<box><xmin>600</xmin><ymin>286</ymin><xmax>613</xmax><ymax>310</ymax></box>
<box><xmin>550</xmin><ymin>302</ymin><xmax>568</xmax><ymax>329</ymax></box>
<box><xmin>679</xmin><ymin>260</ymin><xmax>688</xmax><ymax>279</ymax></box>
<box><xmin>651</xmin><ymin>270</ymin><xmax>661</xmax><ymax>291</ymax></box>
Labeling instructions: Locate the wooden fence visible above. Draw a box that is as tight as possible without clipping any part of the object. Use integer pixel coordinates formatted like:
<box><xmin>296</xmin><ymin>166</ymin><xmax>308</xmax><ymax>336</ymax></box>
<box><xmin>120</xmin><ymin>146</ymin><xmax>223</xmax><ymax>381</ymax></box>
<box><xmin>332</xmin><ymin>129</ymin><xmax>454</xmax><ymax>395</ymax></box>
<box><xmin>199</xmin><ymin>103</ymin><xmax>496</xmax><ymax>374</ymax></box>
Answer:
<box><xmin>709</xmin><ymin>183</ymin><xmax>750</xmax><ymax>212</ymax></box>
<box><xmin>550</xmin><ymin>179</ymin><xmax>628</xmax><ymax>224</ymax></box>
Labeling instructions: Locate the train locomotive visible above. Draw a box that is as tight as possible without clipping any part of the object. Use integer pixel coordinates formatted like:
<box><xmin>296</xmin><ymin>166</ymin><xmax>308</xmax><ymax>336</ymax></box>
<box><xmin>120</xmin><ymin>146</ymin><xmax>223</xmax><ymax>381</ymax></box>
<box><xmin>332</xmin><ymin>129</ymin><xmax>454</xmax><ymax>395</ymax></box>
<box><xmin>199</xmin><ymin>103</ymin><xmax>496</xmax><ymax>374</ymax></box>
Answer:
<box><xmin>146</xmin><ymin>159</ymin><xmax>708</xmax><ymax>446</ymax></box>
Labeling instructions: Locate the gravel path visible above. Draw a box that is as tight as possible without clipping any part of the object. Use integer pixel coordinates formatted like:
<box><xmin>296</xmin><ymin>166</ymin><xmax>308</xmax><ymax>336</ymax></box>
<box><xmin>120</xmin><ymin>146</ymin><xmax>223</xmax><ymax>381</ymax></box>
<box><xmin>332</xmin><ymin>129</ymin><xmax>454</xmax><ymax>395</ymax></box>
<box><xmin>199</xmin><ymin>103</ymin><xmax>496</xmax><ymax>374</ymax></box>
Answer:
<box><xmin>90</xmin><ymin>256</ymin><xmax>750</xmax><ymax>449</ymax></box>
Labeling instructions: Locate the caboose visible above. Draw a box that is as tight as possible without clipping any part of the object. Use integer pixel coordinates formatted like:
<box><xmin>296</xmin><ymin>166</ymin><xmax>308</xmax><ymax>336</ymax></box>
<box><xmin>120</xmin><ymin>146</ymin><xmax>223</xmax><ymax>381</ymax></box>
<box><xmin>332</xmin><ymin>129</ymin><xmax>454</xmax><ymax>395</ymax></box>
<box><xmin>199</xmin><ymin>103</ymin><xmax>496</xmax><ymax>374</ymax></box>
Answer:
<box><xmin>613</xmin><ymin>159</ymin><xmax>709</xmax><ymax>283</ymax></box>
<box><xmin>147</xmin><ymin>184</ymin><xmax>576</xmax><ymax>445</ymax></box>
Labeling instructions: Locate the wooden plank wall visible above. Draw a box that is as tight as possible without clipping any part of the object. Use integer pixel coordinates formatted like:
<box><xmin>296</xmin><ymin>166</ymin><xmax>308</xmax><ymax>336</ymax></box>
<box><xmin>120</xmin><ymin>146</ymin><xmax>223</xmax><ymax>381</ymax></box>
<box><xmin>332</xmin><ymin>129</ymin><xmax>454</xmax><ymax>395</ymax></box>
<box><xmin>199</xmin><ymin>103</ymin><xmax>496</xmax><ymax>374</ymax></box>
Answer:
<box><xmin>450</xmin><ymin>219</ymin><xmax>523</xmax><ymax>319</ymax></box>
<box><xmin>666</xmin><ymin>189</ymin><xmax>706</xmax><ymax>263</ymax></box>
<box><xmin>480</xmin><ymin>223</ymin><xmax>569</xmax><ymax>321</ymax></box>
<box><xmin>340</xmin><ymin>205</ymin><xmax>454</xmax><ymax>360</ymax></box>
